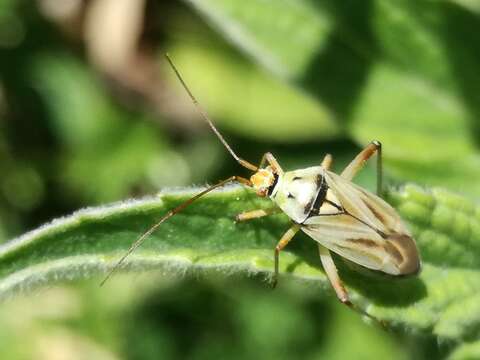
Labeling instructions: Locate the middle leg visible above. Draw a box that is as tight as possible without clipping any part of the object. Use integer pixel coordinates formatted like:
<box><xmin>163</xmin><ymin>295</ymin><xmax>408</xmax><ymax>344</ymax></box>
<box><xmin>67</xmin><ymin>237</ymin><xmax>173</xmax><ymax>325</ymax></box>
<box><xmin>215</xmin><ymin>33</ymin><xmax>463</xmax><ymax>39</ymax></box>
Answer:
<box><xmin>321</xmin><ymin>153</ymin><xmax>333</xmax><ymax>170</ymax></box>
<box><xmin>273</xmin><ymin>224</ymin><xmax>301</xmax><ymax>288</ymax></box>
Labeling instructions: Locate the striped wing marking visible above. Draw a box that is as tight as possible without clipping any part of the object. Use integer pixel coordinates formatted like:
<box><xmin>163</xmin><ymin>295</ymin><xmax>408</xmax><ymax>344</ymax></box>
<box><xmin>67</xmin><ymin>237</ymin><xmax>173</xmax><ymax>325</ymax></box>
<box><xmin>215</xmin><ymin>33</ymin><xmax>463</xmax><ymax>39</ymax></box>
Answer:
<box><xmin>301</xmin><ymin>170</ymin><xmax>419</xmax><ymax>275</ymax></box>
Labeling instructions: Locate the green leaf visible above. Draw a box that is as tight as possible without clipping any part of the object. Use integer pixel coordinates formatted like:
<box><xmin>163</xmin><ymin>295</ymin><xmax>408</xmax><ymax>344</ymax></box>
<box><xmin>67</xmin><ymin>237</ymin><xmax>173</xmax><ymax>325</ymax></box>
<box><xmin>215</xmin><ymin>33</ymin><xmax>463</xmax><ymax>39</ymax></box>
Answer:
<box><xmin>0</xmin><ymin>185</ymin><xmax>287</xmax><ymax>298</ymax></box>
<box><xmin>1</xmin><ymin>183</ymin><xmax>480</xmax><ymax>344</ymax></box>
<box><xmin>181</xmin><ymin>0</ymin><xmax>480</xmax><ymax>196</ymax></box>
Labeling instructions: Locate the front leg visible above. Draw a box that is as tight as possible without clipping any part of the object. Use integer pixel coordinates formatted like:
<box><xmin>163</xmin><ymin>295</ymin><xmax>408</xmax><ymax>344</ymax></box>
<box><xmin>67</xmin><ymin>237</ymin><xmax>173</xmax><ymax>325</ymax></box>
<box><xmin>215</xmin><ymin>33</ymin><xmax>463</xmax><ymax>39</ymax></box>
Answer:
<box><xmin>257</xmin><ymin>152</ymin><xmax>284</xmax><ymax>175</ymax></box>
<box><xmin>235</xmin><ymin>207</ymin><xmax>281</xmax><ymax>222</ymax></box>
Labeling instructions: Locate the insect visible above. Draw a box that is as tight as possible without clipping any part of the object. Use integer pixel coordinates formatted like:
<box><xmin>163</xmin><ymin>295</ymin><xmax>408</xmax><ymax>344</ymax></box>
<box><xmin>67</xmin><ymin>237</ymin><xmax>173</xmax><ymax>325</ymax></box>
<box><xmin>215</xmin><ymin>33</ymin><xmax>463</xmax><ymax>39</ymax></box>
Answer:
<box><xmin>101</xmin><ymin>54</ymin><xmax>421</xmax><ymax>310</ymax></box>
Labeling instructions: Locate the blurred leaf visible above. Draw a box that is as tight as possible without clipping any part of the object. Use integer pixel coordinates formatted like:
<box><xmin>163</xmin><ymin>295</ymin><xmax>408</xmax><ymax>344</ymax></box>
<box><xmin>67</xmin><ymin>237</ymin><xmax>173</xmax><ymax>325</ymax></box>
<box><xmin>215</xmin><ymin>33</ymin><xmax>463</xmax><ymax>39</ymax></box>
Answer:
<box><xmin>32</xmin><ymin>55</ymin><xmax>122</xmax><ymax>150</ymax></box>
<box><xmin>31</xmin><ymin>54</ymin><xmax>190</xmax><ymax>202</ymax></box>
<box><xmin>1</xmin><ymin>183</ymin><xmax>480</xmax><ymax>345</ymax></box>
<box><xmin>0</xmin><ymin>0</ymin><xmax>24</xmax><ymax>48</ymax></box>
<box><xmin>165</xmin><ymin>38</ymin><xmax>339</xmax><ymax>142</ymax></box>
<box><xmin>449</xmin><ymin>340</ymin><xmax>480</xmax><ymax>360</ymax></box>
<box><xmin>184</xmin><ymin>0</ymin><xmax>333</xmax><ymax>79</ymax></box>
<box><xmin>348</xmin><ymin>63</ymin><xmax>480</xmax><ymax>193</ymax></box>
<box><xmin>313</xmin><ymin>301</ymin><xmax>405</xmax><ymax>360</ymax></box>
<box><xmin>128</xmin><ymin>279</ymin><xmax>403</xmax><ymax>360</ymax></box>
<box><xmin>349</xmin><ymin>1</ymin><xmax>480</xmax><ymax>195</ymax></box>
<box><xmin>182</xmin><ymin>0</ymin><xmax>480</xmax><ymax>197</ymax></box>
<box><xmin>0</xmin><ymin>276</ymin><xmax>403</xmax><ymax>360</ymax></box>
<box><xmin>449</xmin><ymin>0</ymin><xmax>480</xmax><ymax>14</ymax></box>
<box><xmin>0</xmin><ymin>131</ymin><xmax>44</xmax><ymax>240</ymax></box>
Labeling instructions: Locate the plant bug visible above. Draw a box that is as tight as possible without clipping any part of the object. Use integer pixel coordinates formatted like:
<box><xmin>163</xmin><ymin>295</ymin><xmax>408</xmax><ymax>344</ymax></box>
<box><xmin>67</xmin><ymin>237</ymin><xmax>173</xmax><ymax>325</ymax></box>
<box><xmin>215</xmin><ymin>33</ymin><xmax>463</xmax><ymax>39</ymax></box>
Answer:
<box><xmin>101</xmin><ymin>54</ymin><xmax>421</xmax><ymax>312</ymax></box>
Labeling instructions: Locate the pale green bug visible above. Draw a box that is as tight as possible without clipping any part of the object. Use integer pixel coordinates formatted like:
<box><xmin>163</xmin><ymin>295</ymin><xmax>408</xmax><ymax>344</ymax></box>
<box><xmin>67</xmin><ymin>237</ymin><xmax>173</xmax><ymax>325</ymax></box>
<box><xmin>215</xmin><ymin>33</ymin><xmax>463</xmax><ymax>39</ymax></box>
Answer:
<box><xmin>102</xmin><ymin>55</ymin><xmax>421</xmax><ymax>311</ymax></box>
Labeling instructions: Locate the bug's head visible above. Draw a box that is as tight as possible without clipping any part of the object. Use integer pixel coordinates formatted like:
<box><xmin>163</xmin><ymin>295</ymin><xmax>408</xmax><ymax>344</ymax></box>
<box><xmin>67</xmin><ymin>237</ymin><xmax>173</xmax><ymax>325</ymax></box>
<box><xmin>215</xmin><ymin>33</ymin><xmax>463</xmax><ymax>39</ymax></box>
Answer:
<box><xmin>250</xmin><ymin>166</ymin><xmax>277</xmax><ymax>197</ymax></box>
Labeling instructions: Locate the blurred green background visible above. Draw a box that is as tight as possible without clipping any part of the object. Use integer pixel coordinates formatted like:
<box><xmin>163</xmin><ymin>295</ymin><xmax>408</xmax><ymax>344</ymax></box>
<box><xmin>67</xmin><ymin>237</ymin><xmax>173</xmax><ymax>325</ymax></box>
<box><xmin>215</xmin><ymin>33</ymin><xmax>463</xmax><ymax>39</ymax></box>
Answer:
<box><xmin>1</xmin><ymin>0</ymin><xmax>480</xmax><ymax>359</ymax></box>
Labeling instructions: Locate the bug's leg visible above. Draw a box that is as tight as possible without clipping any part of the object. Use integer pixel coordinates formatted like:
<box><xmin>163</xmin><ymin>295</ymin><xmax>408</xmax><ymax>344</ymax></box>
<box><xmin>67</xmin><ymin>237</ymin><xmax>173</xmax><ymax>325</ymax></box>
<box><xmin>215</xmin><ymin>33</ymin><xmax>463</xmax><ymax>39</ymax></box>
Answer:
<box><xmin>340</xmin><ymin>141</ymin><xmax>382</xmax><ymax>196</ymax></box>
<box><xmin>318</xmin><ymin>245</ymin><xmax>349</xmax><ymax>303</ymax></box>
<box><xmin>318</xmin><ymin>245</ymin><xmax>385</xmax><ymax>326</ymax></box>
<box><xmin>235</xmin><ymin>207</ymin><xmax>281</xmax><ymax>222</ymax></box>
<box><xmin>258</xmin><ymin>152</ymin><xmax>284</xmax><ymax>175</ymax></box>
<box><xmin>273</xmin><ymin>224</ymin><xmax>301</xmax><ymax>288</ymax></box>
<box><xmin>321</xmin><ymin>153</ymin><xmax>333</xmax><ymax>170</ymax></box>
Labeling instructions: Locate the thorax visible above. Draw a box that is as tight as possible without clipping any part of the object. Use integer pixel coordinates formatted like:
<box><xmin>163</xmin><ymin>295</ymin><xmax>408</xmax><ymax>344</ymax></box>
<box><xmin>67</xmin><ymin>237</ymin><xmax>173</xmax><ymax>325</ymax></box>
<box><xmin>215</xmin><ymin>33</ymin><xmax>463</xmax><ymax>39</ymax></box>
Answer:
<box><xmin>271</xmin><ymin>166</ymin><xmax>340</xmax><ymax>223</ymax></box>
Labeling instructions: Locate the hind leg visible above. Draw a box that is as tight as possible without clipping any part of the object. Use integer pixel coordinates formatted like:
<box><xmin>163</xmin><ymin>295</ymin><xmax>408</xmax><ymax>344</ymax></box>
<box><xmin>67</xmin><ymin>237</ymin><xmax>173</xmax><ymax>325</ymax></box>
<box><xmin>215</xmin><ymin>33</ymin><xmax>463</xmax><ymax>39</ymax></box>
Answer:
<box><xmin>340</xmin><ymin>141</ymin><xmax>382</xmax><ymax>196</ymax></box>
<box><xmin>318</xmin><ymin>244</ymin><xmax>385</xmax><ymax>326</ymax></box>
<box><xmin>318</xmin><ymin>244</ymin><xmax>349</xmax><ymax>303</ymax></box>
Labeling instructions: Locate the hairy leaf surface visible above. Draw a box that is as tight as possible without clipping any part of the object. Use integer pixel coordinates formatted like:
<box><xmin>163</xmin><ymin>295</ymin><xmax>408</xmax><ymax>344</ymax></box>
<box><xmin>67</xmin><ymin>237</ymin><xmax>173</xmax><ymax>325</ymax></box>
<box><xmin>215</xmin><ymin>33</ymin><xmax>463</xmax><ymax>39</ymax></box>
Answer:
<box><xmin>1</xmin><ymin>184</ymin><xmax>479</xmax><ymax>345</ymax></box>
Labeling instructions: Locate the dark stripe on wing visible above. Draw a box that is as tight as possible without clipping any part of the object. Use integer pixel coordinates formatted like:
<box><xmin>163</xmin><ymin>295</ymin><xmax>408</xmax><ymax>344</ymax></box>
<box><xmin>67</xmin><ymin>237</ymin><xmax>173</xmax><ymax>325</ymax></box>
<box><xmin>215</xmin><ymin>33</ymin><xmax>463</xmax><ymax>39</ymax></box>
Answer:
<box><xmin>346</xmin><ymin>238</ymin><xmax>379</xmax><ymax>248</ymax></box>
<box><xmin>364</xmin><ymin>201</ymin><xmax>387</xmax><ymax>224</ymax></box>
<box><xmin>384</xmin><ymin>234</ymin><xmax>420</xmax><ymax>275</ymax></box>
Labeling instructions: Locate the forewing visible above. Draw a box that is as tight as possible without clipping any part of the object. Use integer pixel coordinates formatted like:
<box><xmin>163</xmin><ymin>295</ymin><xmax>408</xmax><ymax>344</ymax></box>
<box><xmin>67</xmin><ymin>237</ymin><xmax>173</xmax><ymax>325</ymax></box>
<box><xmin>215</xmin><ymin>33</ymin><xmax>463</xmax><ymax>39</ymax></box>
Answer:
<box><xmin>302</xmin><ymin>215</ymin><xmax>400</xmax><ymax>274</ymax></box>
<box><xmin>324</xmin><ymin>170</ymin><xmax>408</xmax><ymax>235</ymax></box>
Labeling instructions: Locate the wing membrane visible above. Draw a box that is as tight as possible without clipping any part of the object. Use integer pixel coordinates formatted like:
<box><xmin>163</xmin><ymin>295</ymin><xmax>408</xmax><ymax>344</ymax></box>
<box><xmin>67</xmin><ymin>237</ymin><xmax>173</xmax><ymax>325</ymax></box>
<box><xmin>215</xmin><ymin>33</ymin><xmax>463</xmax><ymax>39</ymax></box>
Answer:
<box><xmin>302</xmin><ymin>214</ymin><xmax>398</xmax><ymax>273</ymax></box>
<box><xmin>301</xmin><ymin>171</ymin><xmax>412</xmax><ymax>275</ymax></box>
<box><xmin>323</xmin><ymin>170</ymin><xmax>408</xmax><ymax>235</ymax></box>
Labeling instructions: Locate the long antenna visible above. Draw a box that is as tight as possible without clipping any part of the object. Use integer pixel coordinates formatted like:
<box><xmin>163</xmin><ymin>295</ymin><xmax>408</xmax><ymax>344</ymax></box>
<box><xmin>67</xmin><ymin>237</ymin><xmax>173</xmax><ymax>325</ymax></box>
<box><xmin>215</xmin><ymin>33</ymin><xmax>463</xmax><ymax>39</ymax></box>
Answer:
<box><xmin>100</xmin><ymin>175</ymin><xmax>251</xmax><ymax>286</ymax></box>
<box><xmin>165</xmin><ymin>54</ymin><xmax>258</xmax><ymax>172</ymax></box>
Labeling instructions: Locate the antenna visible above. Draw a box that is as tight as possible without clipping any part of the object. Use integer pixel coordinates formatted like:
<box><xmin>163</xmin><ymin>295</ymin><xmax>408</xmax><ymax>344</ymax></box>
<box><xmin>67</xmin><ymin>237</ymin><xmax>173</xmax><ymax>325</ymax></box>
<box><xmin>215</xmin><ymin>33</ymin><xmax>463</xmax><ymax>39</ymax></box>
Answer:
<box><xmin>100</xmin><ymin>175</ymin><xmax>252</xmax><ymax>286</ymax></box>
<box><xmin>165</xmin><ymin>54</ymin><xmax>258</xmax><ymax>172</ymax></box>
